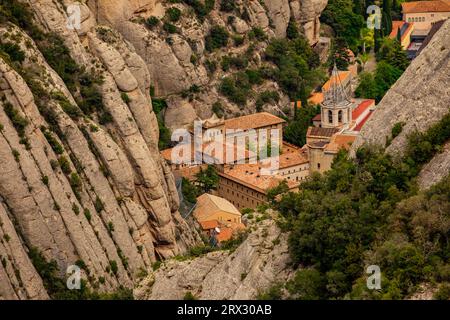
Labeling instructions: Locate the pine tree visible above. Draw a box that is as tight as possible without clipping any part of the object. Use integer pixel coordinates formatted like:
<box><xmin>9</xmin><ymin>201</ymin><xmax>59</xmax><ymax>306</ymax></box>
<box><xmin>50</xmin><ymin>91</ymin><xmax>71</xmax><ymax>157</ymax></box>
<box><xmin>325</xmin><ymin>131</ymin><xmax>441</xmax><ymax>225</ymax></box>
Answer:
<box><xmin>382</xmin><ymin>0</ymin><xmax>393</xmax><ymax>36</ymax></box>
<box><xmin>396</xmin><ymin>27</ymin><xmax>402</xmax><ymax>43</ymax></box>
<box><xmin>374</xmin><ymin>28</ymin><xmax>382</xmax><ymax>53</ymax></box>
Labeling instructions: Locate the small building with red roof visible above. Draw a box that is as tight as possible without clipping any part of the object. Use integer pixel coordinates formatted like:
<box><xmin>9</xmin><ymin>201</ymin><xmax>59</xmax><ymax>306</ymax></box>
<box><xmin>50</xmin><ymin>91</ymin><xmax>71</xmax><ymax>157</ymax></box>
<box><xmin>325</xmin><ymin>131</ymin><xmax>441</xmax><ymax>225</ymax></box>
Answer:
<box><xmin>390</xmin><ymin>21</ymin><xmax>415</xmax><ymax>49</ymax></box>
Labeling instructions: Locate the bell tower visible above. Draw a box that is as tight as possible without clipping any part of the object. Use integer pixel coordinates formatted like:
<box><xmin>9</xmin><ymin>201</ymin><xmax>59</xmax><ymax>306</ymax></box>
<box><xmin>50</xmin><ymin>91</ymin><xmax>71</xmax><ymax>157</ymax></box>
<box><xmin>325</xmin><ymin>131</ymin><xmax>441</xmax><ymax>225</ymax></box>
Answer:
<box><xmin>320</xmin><ymin>64</ymin><xmax>353</xmax><ymax>129</ymax></box>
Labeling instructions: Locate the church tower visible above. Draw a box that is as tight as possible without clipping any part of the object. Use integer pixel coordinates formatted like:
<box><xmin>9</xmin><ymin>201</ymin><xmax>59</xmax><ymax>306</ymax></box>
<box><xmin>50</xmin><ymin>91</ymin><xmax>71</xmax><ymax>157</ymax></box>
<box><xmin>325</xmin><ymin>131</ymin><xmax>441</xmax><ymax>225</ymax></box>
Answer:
<box><xmin>320</xmin><ymin>64</ymin><xmax>353</xmax><ymax>129</ymax></box>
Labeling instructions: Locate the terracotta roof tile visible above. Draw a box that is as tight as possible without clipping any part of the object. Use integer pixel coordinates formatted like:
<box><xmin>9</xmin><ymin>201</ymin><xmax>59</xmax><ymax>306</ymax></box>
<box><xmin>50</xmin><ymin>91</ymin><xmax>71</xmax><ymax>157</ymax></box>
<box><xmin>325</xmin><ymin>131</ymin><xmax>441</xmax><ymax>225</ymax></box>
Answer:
<box><xmin>322</xmin><ymin>71</ymin><xmax>351</xmax><ymax>92</ymax></box>
<box><xmin>276</xmin><ymin>151</ymin><xmax>309</xmax><ymax>169</ymax></box>
<box><xmin>307</xmin><ymin>127</ymin><xmax>339</xmax><ymax>138</ymax></box>
<box><xmin>352</xmin><ymin>99</ymin><xmax>375</xmax><ymax>120</ymax></box>
<box><xmin>402</xmin><ymin>0</ymin><xmax>450</xmax><ymax>13</ymax></box>
<box><xmin>199</xmin><ymin>220</ymin><xmax>219</xmax><ymax>230</ymax></box>
<box><xmin>220</xmin><ymin>163</ymin><xmax>298</xmax><ymax>193</ymax></box>
<box><xmin>325</xmin><ymin>134</ymin><xmax>357</xmax><ymax>153</ymax></box>
<box><xmin>216</xmin><ymin>227</ymin><xmax>233</xmax><ymax>242</ymax></box>
<box><xmin>308</xmin><ymin>92</ymin><xmax>324</xmax><ymax>105</ymax></box>
<box><xmin>224</xmin><ymin>112</ymin><xmax>285</xmax><ymax>131</ymax></box>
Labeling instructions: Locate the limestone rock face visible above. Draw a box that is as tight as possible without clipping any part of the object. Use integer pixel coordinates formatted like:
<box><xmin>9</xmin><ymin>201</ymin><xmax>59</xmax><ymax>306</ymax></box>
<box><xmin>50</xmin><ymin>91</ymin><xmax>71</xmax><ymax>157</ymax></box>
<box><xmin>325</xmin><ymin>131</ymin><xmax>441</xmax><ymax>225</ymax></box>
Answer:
<box><xmin>135</xmin><ymin>219</ymin><xmax>294</xmax><ymax>300</ymax></box>
<box><xmin>352</xmin><ymin>19</ymin><xmax>450</xmax><ymax>188</ymax></box>
<box><xmin>0</xmin><ymin>1</ymin><xmax>200</xmax><ymax>299</ymax></box>
<box><xmin>85</xmin><ymin>0</ymin><xmax>328</xmax><ymax>122</ymax></box>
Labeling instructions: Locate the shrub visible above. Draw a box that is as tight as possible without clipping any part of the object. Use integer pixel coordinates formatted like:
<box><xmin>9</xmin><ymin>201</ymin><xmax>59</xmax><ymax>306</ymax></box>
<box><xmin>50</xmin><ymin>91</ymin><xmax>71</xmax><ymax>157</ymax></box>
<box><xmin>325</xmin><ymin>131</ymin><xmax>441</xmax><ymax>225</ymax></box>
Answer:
<box><xmin>43</xmin><ymin>130</ymin><xmax>64</xmax><ymax>155</ymax></box>
<box><xmin>107</xmin><ymin>221</ymin><xmax>115</xmax><ymax>233</ymax></box>
<box><xmin>109</xmin><ymin>260</ymin><xmax>118</xmax><ymax>275</ymax></box>
<box><xmin>41</xmin><ymin>176</ymin><xmax>49</xmax><ymax>186</ymax></box>
<box><xmin>72</xmin><ymin>203</ymin><xmax>80</xmax><ymax>215</ymax></box>
<box><xmin>220</xmin><ymin>0</ymin><xmax>236</xmax><ymax>12</ymax></box>
<box><xmin>286</xmin><ymin>269</ymin><xmax>326</xmax><ymax>300</ymax></box>
<box><xmin>152</xmin><ymin>261</ymin><xmax>162</xmax><ymax>271</ymax></box>
<box><xmin>219</xmin><ymin>74</ymin><xmax>252</xmax><ymax>106</ymax></box>
<box><xmin>50</xmin><ymin>159</ymin><xmax>59</xmax><ymax>170</ymax></box>
<box><xmin>256</xmin><ymin>91</ymin><xmax>280</xmax><ymax>111</ymax></box>
<box><xmin>183</xmin><ymin>292</ymin><xmax>197</xmax><ymax>300</ymax></box>
<box><xmin>163</xmin><ymin>22</ymin><xmax>177</xmax><ymax>33</ymax></box>
<box><xmin>232</xmin><ymin>34</ymin><xmax>244</xmax><ymax>46</ymax></box>
<box><xmin>205</xmin><ymin>59</ymin><xmax>217</xmax><ymax>74</ymax></box>
<box><xmin>94</xmin><ymin>196</ymin><xmax>104</xmax><ymax>213</ymax></box>
<box><xmin>391</xmin><ymin>122</ymin><xmax>405</xmax><ymax>138</ymax></box>
<box><xmin>12</xmin><ymin>149</ymin><xmax>20</xmax><ymax>162</ymax></box>
<box><xmin>286</xmin><ymin>19</ymin><xmax>299</xmax><ymax>40</ymax></box>
<box><xmin>434</xmin><ymin>283</ymin><xmax>450</xmax><ymax>300</ymax></box>
<box><xmin>166</xmin><ymin>7</ymin><xmax>182</xmax><ymax>22</ymax></box>
<box><xmin>84</xmin><ymin>209</ymin><xmax>92</xmax><ymax>222</ymax></box>
<box><xmin>212</xmin><ymin>101</ymin><xmax>224</xmax><ymax>117</ymax></box>
<box><xmin>58</xmin><ymin>156</ymin><xmax>71</xmax><ymax>175</ymax></box>
<box><xmin>0</xmin><ymin>42</ymin><xmax>25</xmax><ymax>62</ymax></box>
<box><xmin>248</xmin><ymin>27</ymin><xmax>267</xmax><ymax>41</ymax></box>
<box><xmin>69</xmin><ymin>173</ymin><xmax>82</xmax><ymax>192</ymax></box>
<box><xmin>3</xmin><ymin>102</ymin><xmax>28</xmax><ymax>138</ymax></box>
<box><xmin>182</xmin><ymin>177</ymin><xmax>199</xmax><ymax>204</ymax></box>
<box><xmin>146</xmin><ymin>16</ymin><xmax>159</xmax><ymax>28</ymax></box>
<box><xmin>182</xmin><ymin>0</ymin><xmax>214</xmax><ymax>21</ymax></box>
<box><xmin>120</xmin><ymin>92</ymin><xmax>131</xmax><ymax>104</ymax></box>
<box><xmin>205</xmin><ymin>25</ymin><xmax>229</xmax><ymax>51</ymax></box>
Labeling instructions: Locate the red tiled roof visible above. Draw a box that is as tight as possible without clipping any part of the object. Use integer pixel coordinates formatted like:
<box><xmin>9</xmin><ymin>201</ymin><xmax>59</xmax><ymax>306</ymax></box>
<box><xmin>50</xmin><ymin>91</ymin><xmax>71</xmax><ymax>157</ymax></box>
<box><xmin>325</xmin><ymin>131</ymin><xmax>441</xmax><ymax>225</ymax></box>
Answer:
<box><xmin>322</xmin><ymin>71</ymin><xmax>351</xmax><ymax>92</ymax></box>
<box><xmin>390</xmin><ymin>21</ymin><xmax>406</xmax><ymax>38</ymax></box>
<box><xmin>402</xmin><ymin>0</ymin><xmax>450</xmax><ymax>13</ymax></box>
<box><xmin>390</xmin><ymin>21</ymin><xmax>414</xmax><ymax>42</ymax></box>
<box><xmin>224</xmin><ymin>112</ymin><xmax>285</xmax><ymax>131</ymax></box>
<box><xmin>312</xmin><ymin>113</ymin><xmax>322</xmax><ymax>121</ymax></box>
<box><xmin>353</xmin><ymin>111</ymin><xmax>373</xmax><ymax>132</ymax></box>
<box><xmin>216</xmin><ymin>227</ymin><xmax>233</xmax><ymax>242</ymax></box>
<box><xmin>352</xmin><ymin>99</ymin><xmax>375</xmax><ymax>120</ymax></box>
<box><xmin>325</xmin><ymin>134</ymin><xmax>357</xmax><ymax>153</ymax></box>
<box><xmin>199</xmin><ymin>220</ymin><xmax>219</xmax><ymax>230</ymax></box>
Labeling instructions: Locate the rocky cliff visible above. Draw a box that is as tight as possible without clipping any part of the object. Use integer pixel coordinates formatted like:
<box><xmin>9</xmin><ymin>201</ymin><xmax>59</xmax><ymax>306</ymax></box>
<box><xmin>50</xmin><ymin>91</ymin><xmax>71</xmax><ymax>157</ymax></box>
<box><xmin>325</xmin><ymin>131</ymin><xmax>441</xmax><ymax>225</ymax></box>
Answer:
<box><xmin>0</xmin><ymin>0</ymin><xmax>328</xmax><ymax>299</ymax></box>
<box><xmin>88</xmin><ymin>0</ymin><xmax>328</xmax><ymax>130</ymax></box>
<box><xmin>0</xmin><ymin>0</ymin><xmax>201</xmax><ymax>299</ymax></box>
<box><xmin>352</xmin><ymin>19</ymin><xmax>450</xmax><ymax>189</ymax></box>
<box><xmin>135</xmin><ymin>218</ymin><xmax>294</xmax><ymax>300</ymax></box>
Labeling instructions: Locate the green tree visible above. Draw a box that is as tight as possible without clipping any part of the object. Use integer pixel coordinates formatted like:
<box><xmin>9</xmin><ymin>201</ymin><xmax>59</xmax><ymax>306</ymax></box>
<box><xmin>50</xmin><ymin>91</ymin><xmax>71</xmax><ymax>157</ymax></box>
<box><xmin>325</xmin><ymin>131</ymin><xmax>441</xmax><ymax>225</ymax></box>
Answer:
<box><xmin>320</xmin><ymin>0</ymin><xmax>365</xmax><ymax>51</ymax></box>
<box><xmin>205</xmin><ymin>25</ymin><xmax>229</xmax><ymax>51</ymax></box>
<box><xmin>283</xmin><ymin>105</ymin><xmax>320</xmax><ymax>147</ymax></box>
<box><xmin>195</xmin><ymin>165</ymin><xmax>219</xmax><ymax>193</ymax></box>
<box><xmin>182</xmin><ymin>177</ymin><xmax>199</xmax><ymax>204</ymax></box>
<box><xmin>377</xmin><ymin>38</ymin><xmax>409</xmax><ymax>71</ymax></box>
<box><xmin>382</xmin><ymin>0</ymin><xmax>393</xmax><ymax>36</ymax></box>
<box><xmin>286</xmin><ymin>269</ymin><xmax>326</xmax><ymax>300</ymax></box>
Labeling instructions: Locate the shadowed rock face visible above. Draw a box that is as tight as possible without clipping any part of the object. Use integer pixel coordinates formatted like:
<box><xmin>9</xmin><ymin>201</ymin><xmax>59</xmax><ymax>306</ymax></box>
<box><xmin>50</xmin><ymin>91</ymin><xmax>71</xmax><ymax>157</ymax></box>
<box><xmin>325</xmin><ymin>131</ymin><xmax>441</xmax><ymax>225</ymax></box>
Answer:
<box><xmin>0</xmin><ymin>1</ymin><xmax>201</xmax><ymax>299</ymax></box>
<box><xmin>87</xmin><ymin>0</ymin><xmax>328</xmax><ymax>129</ymax></box>
<box><xmin>351</xmin><ymin>19</ymin><xmax>450</xmax><ymax>189</ymax></box>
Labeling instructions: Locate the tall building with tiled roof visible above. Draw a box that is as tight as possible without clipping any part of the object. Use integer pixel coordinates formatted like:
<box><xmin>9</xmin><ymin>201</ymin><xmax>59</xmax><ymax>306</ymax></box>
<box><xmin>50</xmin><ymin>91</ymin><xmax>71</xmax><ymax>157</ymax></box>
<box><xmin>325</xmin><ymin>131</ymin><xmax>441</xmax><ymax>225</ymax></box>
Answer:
<box><xmin>320</xmin><ymin>64</ymin><xmax>354</xmax><ymax>129</ymax></box>
<box><xmin>402</xmin><ymin>1</ymin><xmax>450</xmax><ymax>31</ymax></box>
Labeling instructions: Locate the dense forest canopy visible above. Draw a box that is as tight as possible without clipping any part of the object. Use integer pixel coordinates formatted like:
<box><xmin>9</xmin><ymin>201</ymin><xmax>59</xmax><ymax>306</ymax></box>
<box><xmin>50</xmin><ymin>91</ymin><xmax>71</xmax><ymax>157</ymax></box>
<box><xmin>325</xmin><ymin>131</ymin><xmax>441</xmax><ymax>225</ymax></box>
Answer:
<box><xmin>264</xmin><ymin>110</ymin><xmax>450</xmax><ymax>300</ymax></box>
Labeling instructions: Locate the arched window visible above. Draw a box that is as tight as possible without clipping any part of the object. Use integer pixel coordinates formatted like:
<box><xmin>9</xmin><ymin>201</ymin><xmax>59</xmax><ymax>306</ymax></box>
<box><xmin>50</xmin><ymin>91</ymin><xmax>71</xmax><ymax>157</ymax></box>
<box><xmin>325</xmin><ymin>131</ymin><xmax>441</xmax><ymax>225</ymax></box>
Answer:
<box><xmin>338</xmin><ymin>110</ymin><xmax>343</xmax><ymax>123</ymax></box>
<box><xmin>328</xmin><ymin>110</ymin><xmax>333</xmax><ymax>123</ymax></box>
